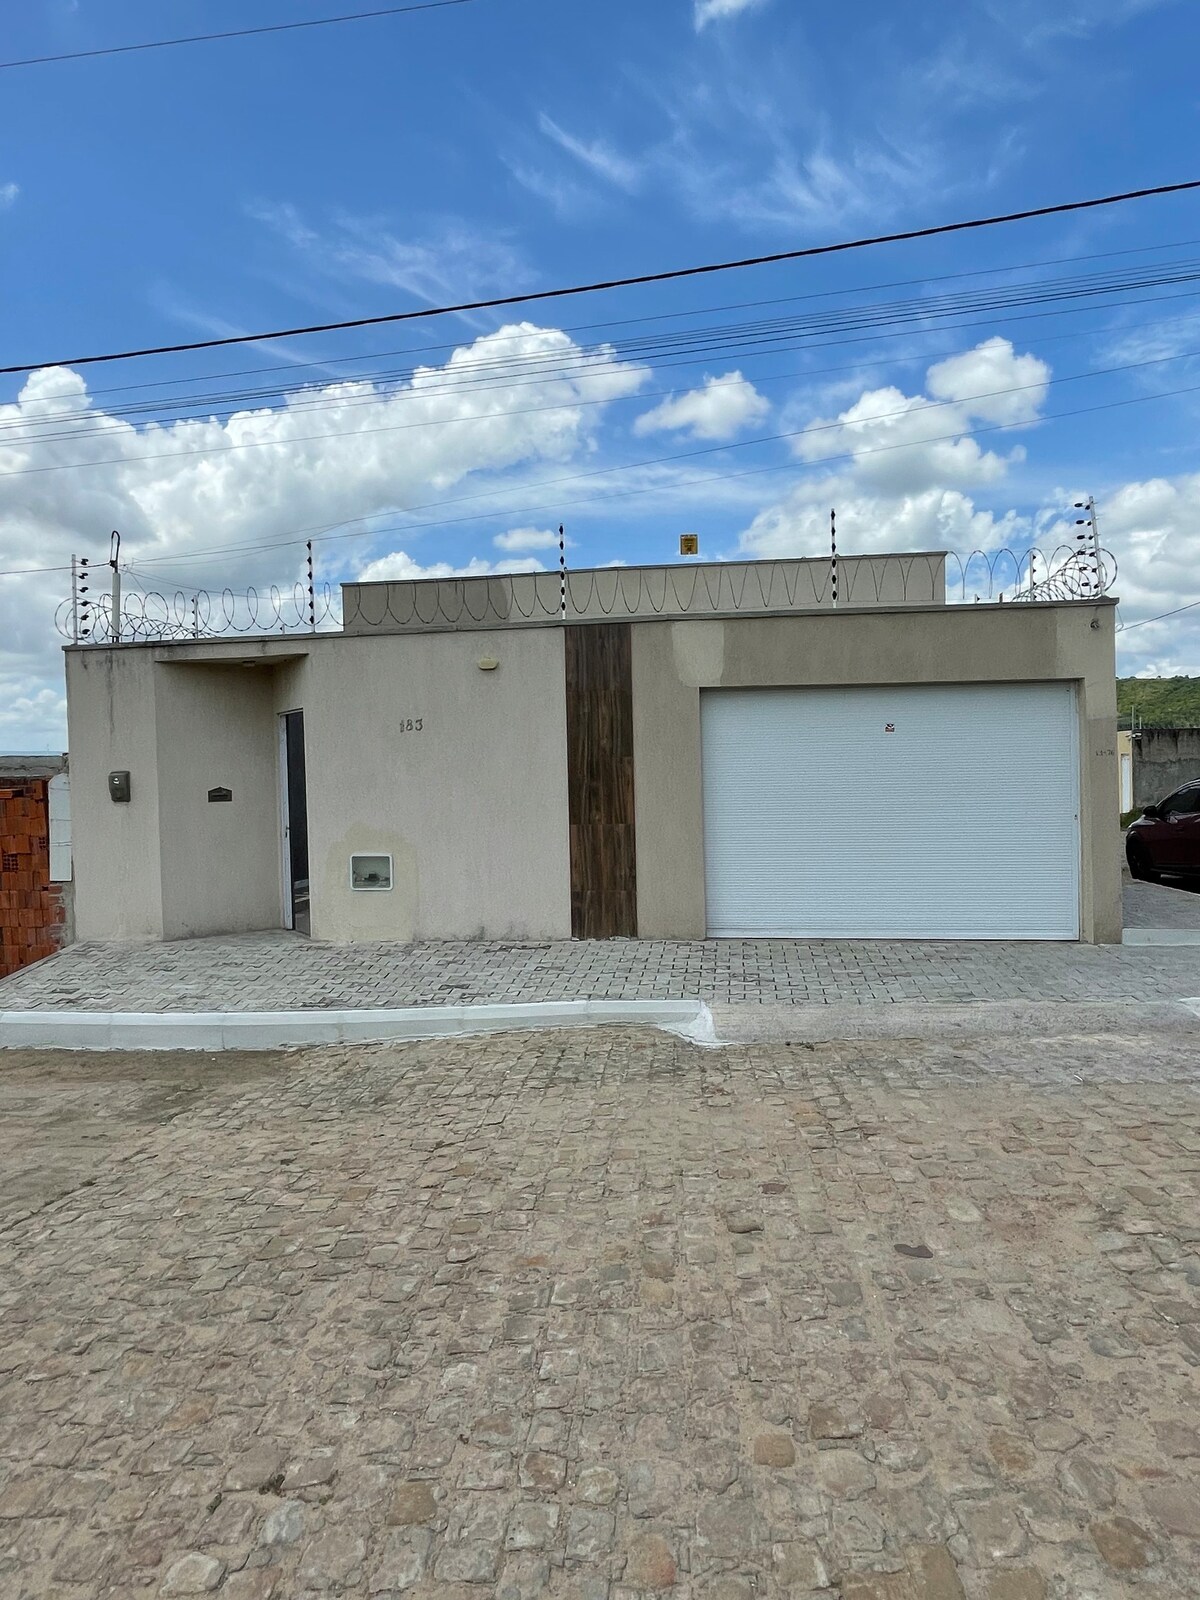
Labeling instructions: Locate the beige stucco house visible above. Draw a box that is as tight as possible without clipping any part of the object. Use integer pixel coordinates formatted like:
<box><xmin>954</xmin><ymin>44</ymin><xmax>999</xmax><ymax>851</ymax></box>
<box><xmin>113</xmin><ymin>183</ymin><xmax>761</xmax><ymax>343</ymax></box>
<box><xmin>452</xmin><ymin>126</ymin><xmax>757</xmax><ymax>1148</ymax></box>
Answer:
<box><xmin>65</xmin><ymin>553</ymin><xmax>1121</xmax><ymax>946</ymax></box>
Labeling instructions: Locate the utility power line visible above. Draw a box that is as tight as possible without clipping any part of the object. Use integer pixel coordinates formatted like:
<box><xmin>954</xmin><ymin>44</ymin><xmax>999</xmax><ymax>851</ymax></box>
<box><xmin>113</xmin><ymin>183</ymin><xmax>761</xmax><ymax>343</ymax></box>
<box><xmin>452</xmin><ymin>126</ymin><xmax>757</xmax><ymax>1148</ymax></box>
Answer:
<box><xmin>12</xmin><ymin>281</ymin><xmax>1200</xmax><ymax>460</ymax></box>
<box><xmin>0</xmin><ymin>0</ymin><xmax>476</xmax><ymax>71</ymax></box>
<box><xmin>10</xmin><ymin>268</ymin><xmax>1200</xmax><ymax>455</ymax></box>
<box><xmin>1119</xmin><ymin>598</ymin><xmax>1200</xmax><ymax>631</ymax></box>
<box><xmin>12</xmin><ymin>291</ymin><xmax>1200</xmax><ymax>450</ymax></box>
<box><xmin>24</xmin><ymin>232</ymin><xmax>1199</xmax><ymax>412</ymax></box>
<box><xmin>3</xmin><ymin>180</ymin><xmax>1199</xmax><ymax>377</ymax></box>
<box><xmin>10</xmin><ymin>299</ymin><xmax>1199</xmax><ymax>457</ymax></box>
<box><xmin>8</xmin><ymin>255</ymin><xmax>1200</xmax><ymax>443</ymax></box>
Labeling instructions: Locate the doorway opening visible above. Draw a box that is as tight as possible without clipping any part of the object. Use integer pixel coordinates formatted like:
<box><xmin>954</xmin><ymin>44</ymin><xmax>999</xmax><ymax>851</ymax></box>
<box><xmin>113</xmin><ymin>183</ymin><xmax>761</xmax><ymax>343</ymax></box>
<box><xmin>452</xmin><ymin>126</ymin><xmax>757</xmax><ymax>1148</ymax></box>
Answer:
<box><xmin>279</xmin><ymin>710</ymin><xmax>310</xmax><ymax>935</ymax></box>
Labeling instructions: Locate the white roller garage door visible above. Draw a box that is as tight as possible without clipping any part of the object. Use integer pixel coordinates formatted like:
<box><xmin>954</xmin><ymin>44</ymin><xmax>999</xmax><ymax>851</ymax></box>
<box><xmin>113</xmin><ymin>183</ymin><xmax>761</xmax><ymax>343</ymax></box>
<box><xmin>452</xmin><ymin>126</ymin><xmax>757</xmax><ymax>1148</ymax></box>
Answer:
<box><xmin>701</xmin><ymin>683</ymin><xmax>1080</xmax><ymax>940</ymax></box>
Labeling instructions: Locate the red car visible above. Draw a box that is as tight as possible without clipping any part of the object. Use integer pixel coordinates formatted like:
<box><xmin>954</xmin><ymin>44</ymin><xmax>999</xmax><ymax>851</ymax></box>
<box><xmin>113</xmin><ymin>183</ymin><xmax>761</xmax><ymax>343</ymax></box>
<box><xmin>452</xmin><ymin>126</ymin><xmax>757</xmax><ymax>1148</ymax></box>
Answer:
<box><xmin>1126</xmin><ymin>781</ymin><xmax>1200</xmax><ymax>881</ymax></box>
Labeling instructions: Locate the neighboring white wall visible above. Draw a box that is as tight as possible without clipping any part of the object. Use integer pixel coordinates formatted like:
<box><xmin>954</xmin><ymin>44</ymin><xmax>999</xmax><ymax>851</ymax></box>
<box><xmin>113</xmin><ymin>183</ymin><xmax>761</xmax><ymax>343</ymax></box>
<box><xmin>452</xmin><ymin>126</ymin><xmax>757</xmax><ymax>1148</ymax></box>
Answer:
<box><xmin>48</xmin><ymin>773</ymin><xmax>71</xmax><ymax>883</ymax></box>
<box><xmin>1118</xmin><ymin>730</ymin><xmax>1134</xmax><ymax>812</ymax></box>
<box><xmin>66</xmin><ymin>648</ymin><xmax>164</xmax><ymax>941</ymax></box>
<box><xmin>155</xmin><ymin>665</ymin><xmax>281</xmax><ymax>939</ymax></box>
<box><xmin>293</xmin><ymin>628</ymin><xmax>571</xmax><ymax>942</ymax></box>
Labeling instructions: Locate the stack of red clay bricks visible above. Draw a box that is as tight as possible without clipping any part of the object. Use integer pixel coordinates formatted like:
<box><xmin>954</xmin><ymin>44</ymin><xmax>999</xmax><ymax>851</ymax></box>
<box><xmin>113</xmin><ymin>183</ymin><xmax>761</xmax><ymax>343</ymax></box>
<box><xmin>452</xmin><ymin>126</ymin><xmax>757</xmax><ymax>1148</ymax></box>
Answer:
<box><xmin>0</xmin><ymin>779</ymin><xmax>65</xmax><ymax>978</ymax></box>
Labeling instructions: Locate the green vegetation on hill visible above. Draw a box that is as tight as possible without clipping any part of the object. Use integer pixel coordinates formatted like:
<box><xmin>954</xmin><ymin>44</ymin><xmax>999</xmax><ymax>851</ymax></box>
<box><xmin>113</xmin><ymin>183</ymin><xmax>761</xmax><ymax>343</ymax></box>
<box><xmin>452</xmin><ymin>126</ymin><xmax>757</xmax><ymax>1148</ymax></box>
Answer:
<box><xmin>1118</xmin><ymin>676</ymin><xmax>1200</xmax><ymax>727</ymax></box>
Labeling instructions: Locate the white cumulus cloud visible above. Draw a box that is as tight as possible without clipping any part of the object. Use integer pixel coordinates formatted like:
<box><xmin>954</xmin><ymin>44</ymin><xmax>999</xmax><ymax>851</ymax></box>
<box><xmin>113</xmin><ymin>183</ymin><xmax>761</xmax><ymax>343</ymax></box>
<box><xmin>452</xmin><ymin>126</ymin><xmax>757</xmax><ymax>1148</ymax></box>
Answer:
<box><xmin>1094</xmin><ymin>474</ymin><xmax>1200</xmax><ymax>666</ymax></box>
<box><xmin>925</xmin><ymin>336</ymin><xmax>1051</xmax><ymax>425</ymax></box>
<box><xmin>634</xmin><ymin>372</ymin><xmax>770</xmax><ymax>441</ymax></box>
<box><xmin>695</xmin><ymin>0</ymin><xmax>770</xmax><ymax>28</ymax></box>
<box><xmin>741</xmin><ymin>481</ymin><xmax>1029</xmax><ymax>565</ymax></box>
<box><xmin>356</xmin><ymin>551</ymin><xmax>544</xmax><ymax>582</ymax></box>
<box><xmin>0</xmin><ymin>686</ymin><xmax>64</xmax><ymax>751</ymax></box>
<box><xmin>735</xmin><ymin>338</ymin><xmax>1200</xmax><ymax>674</ymax></box>
<box><xmin>493</xmin><ymin>527</ymin><xmax>563</xmax><ymax>552</ymax></box>
<box><xmin>737</xmin><ymin>342</ymin><xmax>1050</xmax><ymax>564</ymax></box>
<box><xmin>790</xmin><ymin>338</ymin><xmax>1048</xmax><ymax>496</ymax></box>
<box><xmin>0</xmin><ymin>324</ymin><xmax>649</xmax><ymax>746</ymax></box>
<box><xmin>0</xmin><ymin>183</ymin><xmax>18</xmax><ymax>210</ymax></box>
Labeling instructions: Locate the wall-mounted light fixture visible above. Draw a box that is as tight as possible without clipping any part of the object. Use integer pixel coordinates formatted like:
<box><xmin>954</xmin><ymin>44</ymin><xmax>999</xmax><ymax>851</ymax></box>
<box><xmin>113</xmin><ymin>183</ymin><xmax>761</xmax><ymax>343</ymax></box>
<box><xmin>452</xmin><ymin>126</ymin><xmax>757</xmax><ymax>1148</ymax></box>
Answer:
<box><xmin>478</xmin><ymin>658</ymin><xmax>500</xmax><ymax>672</ymax></box>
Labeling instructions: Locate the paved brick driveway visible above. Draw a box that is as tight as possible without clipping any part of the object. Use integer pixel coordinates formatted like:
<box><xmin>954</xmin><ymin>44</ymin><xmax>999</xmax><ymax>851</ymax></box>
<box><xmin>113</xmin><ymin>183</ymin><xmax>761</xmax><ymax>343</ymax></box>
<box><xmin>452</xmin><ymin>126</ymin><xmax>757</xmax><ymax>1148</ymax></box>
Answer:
<box><xmin>4</xmin><ymin>927</ymin><xmax>1200</xmax><ymax>1012</ymax></box>
<box><xmin>2</xmin><ymin>1023</ymin><xmax>1199</xmax><ymax>1598</ymax></box>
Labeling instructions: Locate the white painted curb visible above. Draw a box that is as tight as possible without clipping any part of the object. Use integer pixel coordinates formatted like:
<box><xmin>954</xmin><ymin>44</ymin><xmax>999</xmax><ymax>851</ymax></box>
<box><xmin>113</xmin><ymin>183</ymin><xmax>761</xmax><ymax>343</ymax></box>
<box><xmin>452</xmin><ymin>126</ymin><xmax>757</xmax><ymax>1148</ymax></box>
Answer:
<box><xmin>0</xmin><ymin>999</ymin><xmax>716</xmax><ymax>1053</ymax></box>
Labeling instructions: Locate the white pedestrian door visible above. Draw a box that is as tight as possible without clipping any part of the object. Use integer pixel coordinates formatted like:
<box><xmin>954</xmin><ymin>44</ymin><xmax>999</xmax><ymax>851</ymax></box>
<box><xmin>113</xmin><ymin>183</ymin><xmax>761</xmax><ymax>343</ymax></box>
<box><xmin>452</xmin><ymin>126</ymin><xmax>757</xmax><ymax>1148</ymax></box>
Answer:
<box><xmin>701</xmin><ymin>683</ymin><xmax>1080</xmax><ymax>940</ymax></box>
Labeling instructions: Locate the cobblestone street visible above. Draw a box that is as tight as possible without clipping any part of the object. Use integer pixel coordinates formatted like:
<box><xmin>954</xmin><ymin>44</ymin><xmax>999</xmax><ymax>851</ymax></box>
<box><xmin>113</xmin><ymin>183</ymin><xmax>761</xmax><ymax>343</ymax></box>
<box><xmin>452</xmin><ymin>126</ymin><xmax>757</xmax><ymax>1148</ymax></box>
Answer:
<box><xmin>2</xmin><ymin>1023</ymin><xmax>1199</xmax><ymax>1598</ymax></box>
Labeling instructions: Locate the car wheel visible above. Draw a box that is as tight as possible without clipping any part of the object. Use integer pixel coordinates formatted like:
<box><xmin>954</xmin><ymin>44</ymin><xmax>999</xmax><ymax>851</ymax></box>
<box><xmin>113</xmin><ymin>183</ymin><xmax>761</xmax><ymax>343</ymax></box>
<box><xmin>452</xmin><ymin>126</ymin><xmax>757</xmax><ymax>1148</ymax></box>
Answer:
<box><xmin>1127</xmin><ymin>841</ymin><xmax>1160</xmax><ymax>883</ymax></box>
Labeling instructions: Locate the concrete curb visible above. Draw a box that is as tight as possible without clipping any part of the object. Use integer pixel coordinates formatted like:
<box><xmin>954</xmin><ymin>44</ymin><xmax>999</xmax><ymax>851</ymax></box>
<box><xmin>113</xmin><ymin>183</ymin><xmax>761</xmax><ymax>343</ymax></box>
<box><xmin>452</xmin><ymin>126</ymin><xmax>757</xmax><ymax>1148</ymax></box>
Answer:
<box><xmin>1122</xmin><ymin>929</ymin><xmax>1200</xmax><ymax>946</ymax></box>
<box><xmin>0</xmin><ymin>999</ymin><xmax>715</xmax><ymax>1053</ymax></box>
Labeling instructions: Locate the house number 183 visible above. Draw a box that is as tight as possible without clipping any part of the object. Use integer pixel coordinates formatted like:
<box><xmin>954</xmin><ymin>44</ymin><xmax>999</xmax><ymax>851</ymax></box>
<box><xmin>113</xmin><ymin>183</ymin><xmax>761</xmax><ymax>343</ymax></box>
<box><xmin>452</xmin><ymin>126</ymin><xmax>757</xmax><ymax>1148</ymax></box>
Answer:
<box><xmin>399</xmin><ymin>719</ymin><xmax>424</xmax><ymax>732</ymax></box>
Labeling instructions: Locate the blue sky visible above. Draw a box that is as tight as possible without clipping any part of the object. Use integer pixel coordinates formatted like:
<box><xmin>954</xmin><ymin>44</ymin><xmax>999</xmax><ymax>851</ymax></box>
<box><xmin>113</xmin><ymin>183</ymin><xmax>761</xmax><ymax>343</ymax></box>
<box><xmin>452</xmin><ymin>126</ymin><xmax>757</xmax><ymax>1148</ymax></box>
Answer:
<box><xmin>2</xmin><ymin>0</ymin><xmax>1199</xmax><ymax>747</ymax></box>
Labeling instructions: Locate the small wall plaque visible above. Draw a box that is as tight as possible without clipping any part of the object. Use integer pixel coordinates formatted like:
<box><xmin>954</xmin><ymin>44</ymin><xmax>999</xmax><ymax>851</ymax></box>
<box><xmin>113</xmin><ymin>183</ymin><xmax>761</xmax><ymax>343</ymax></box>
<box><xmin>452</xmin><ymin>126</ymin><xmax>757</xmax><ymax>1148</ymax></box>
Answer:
<box><xmin>208</xmin><ymin>787</ymin><xmax>233</xmax><ymax>803</ymax></box>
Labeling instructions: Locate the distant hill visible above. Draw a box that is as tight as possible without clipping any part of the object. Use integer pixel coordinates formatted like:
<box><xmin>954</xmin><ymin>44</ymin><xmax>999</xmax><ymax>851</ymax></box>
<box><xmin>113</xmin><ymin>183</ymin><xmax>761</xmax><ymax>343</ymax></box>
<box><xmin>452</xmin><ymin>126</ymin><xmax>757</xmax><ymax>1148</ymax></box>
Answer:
<box><xmin>1118</xmin><ymin>676</ymin><xmax>1200</xmax><ymax>727</ymax></box>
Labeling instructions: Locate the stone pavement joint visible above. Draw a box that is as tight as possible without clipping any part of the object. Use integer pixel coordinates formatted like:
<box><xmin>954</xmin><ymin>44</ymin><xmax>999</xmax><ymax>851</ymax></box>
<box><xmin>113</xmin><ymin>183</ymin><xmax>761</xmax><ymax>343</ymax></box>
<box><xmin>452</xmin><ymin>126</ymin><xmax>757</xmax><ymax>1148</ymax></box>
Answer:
<box><xmin>3</xmin><ymin>929</ymin><xmax>1200</xmax><ymax>1014</ymax></box>
<box><xmin>0</xmin><ymin>1023</ymin><xmax>1198</xmax><ymax>1598</ymax></box>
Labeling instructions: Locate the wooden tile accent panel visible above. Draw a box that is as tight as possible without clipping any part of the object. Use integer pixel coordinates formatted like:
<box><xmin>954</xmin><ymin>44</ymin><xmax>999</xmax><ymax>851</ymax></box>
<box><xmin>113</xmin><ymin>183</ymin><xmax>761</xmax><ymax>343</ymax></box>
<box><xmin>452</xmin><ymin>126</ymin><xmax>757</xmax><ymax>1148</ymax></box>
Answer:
<box><xmin>565</xmin><ymin>624</ymin><xmax>637</xmax><ymax>939</ymax></box>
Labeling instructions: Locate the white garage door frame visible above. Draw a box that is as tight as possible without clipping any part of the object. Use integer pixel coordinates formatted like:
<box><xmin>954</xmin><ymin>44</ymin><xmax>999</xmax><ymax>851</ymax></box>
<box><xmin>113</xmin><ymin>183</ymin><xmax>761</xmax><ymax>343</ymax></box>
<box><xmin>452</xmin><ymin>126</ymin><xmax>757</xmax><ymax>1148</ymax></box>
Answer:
<box><xmin>701</xmin><ymin>682</ymin><xmax>1081</xmax><ymax>941</ymax></box>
